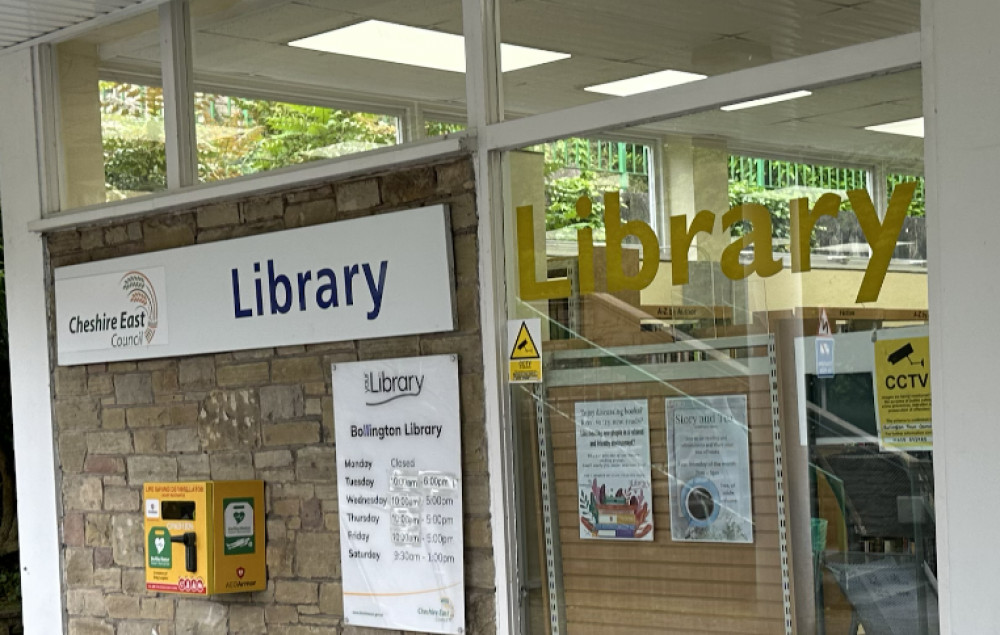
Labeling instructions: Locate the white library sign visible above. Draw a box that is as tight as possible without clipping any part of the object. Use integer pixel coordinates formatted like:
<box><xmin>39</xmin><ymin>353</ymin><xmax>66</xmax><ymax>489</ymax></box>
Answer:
<box><xmin>333</xmin><ymin>355</ymin><xmax>465</xmax><ymax>634</ymax></box>
<box><xmin>54</xmin><ymin>205</ymin><xmax>456</xmax><ymax>365</ymax></box>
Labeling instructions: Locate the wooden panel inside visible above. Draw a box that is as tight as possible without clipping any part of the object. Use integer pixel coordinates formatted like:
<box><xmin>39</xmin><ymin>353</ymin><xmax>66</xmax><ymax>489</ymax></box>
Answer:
<box><xmin>539</xmin><ymin>374</ymin><xmax>785</xmax><ymax>634</ymax></box>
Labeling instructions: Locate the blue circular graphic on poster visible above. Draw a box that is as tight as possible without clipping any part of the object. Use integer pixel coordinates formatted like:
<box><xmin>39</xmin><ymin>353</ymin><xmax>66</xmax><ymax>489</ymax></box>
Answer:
<box><xmin>681</xmin><ymin>477</ymin><xmax>720</xmax><ymax>528</ymax></box>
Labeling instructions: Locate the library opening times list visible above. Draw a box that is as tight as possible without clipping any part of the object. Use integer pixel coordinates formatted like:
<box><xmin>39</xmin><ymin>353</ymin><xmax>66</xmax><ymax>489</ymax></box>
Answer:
<box><xmin>333</xmin><ymin>355</ymin><xmax>465</xmax><ymax>635</ymax></box>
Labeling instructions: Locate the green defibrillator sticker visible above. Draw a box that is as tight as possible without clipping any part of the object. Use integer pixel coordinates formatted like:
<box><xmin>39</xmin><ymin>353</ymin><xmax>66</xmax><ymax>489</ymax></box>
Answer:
<box><xmin>223</xmin><ymin>497</ymin><xmax>255</xmax><ymax>555</ymax></box>
<box><xmin>147</xmin><ymin>527</ymin><xmax>172</xmax><ymax>569</ymax></box>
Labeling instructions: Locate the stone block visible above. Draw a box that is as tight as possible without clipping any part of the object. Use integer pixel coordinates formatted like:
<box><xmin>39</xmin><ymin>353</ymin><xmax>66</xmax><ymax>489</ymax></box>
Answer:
<box><xmin>175</xmin><ymin>599</ymin><xmax>229</xmax><ymax>634</ymax></box>
<box><xmin>263</xmin><ymin>422</ymin><xmax>320</xmax><ymax>446</ymax></box>
<box><xmin>57</xmin><ymin>397</ymin><xmax>101</xmax><ymax>430</ymax></box>
<box><xmin>178</xmin><ymin>454</ymin><xmax>211</xmax><ymax>479</ymax></box>
<box><xmin>218</xmin><ymin>362</ymin><xmax>270</xmax><ymax>387</ymax></box>
<box><xmin>88</xmin><ymin>373</ymin><xmax>115</xmax><ymax>396</ymax></box>
<box><xmin>167</xmin><ymin>427</ymin><xmax>201</xmax><ymax>453</ymax></box>
<box><xmin>264</xmin><ymin>604</ymin><xmax>298</xmax><ymax>625</ymax></box>
<box><xmin>335</xmin><ymin>178</ymin><xmax>380</xmax><ymax>212</ymax></box>
<box><xmin>55</xmin><ymin>366</ymin><xmax>88</xmax><ymax>396</ymax></box>
<box><xmin>87</xmin><ymin>430</ymin><xmax>132</xmax><ymax>455</ymax></box>
<box><xmin>126</xmin><ymin>455</ymin><xmax>178</xmax><ymax>484</ymax></box>
<box><xmin>272</xmin><ymin>356</ymin><xmax>323</xmax><ymax>384</ymax></box>
<box><xmin>114</xmin><ymin>373</ymin><xmax>153</xmax><ymax>405</ymax></box>
<box><xmin>80</xmin><ymin>227</ymin><xmax>104</xmax><ymax>250</ymax></box>
<box><xmin>67</xmin><ymin>619</ymin><xmax>114</xmax><ymax>635</ymax></box>
<box><xmin>300</xmin><ymin>497</ymin><xmax>323</xmax><ymax>530</ymax></box>
<box><xmin>105</xmin><ymin>594</ymin><xmax>140</xmax><ymax>619</ymax></box>
<box><xmin>93</xmin><ymin>567</ymin><xmax>121</xmax><ymax>590</ymax></box>
<box><xmin>254</xmin><ymin>449</ymin><xmax>293</xmax><ymax>469</ymax></box>
<box><xmin>381</xmin><ymin>167</ymin><xmax>436</xmax><ymax>206</ymax></box>
<box><xmin>284</xmin><ymin>198</ymin><xmax>335</xmax><ymax>228</ymax></box>
<box><xmin>179</xmin><ymin>357</ymin><xmax>216</xmax><ymax>391</ymax></box>
<box><xmin>85</xmin><ymin>513</ymin><xmax>111</xmax><ymax>548</ymax></box>
<box><xmin>64</xmin><ymin>512</ymin><xmax>85</xmax><ymax>547</ymax></box>
<box><xmin>59</xmin><ymin>432</ymin><xmax>89</xmax><ymax>473</ymax></box>
<box><xmin>210</xmin><ymin>452</ymin><xmax>255</xmax><ymax>480</ymax></box>
<box><xmin>229</xmin><ymin>604</ymin><xmax>266</xmax><ymax>635</ymax></box>
<box><xmin>436</xmin><ymin>160</ymin><xmax>475</xmax><ymax>193</ymax></box>
<box><xmin>318</xmin><ymin>581</ymin><xmax>343</xmax><ymax>615</ymax></box>
<box><xmin>48</xmin><ymin>230</ymin><xmax>81</xmax><ymax>254</ymax></box>
<box><xmin>467</xmin><ymin>591</ymin><xmax>497</xmax><ymax>634</ymax></box>
<box><xmin>274</xmin><ymin>580</ymin><xmax>318</xmax><ymax>604</ymax></box>
<box><xmin>356</xmin><ymin>336</ymin><xmax>422</xmax><ymax>361</ymax></box>
<box><xmin>260</xmin><ymin>386</ymin><xmax>304</xmax><ymax>424</ymax></box>
<box><xmin>101</xmin><ymin>407</ymin><xmax>126</xmax><ymax>429</ymax></box>
<box><xmin>66</xmin><ymin>588</ymin><xmax>106</xmax><ymax>617</ymax></box>
<box><xmin>421</xmin><ymin>335</ymin><xmax>482</xmax><ymax>372</ymax></box>
<box><xmin>104</xmin><ymin>486</ymin><xmax>140</xmax><ymax>512</ymax></box>
<box><xmin>127</xmin><ymin>403</ymin><xmax>199</xmax><ymax>428</ymax></box>
<box><xmin>152</xmin><ymin>367</ymin><xmax>179</xmax><ymax>395</ymax></box>
<box><xmin>104</xmin><ymin>225</ymin><xmax>129</xmax><ymax>246</ymax></box>
<box><xmin>121</xmin><ymin>568</ymin><xmax>146</xmax><ymax>594</ymax></box>
<box><xmin>295</xmin><ymin>447</ymin><xmax>336</xmax><ymax>482</ymax></box>
<box><xmin>243</xmin><ymin>196</ymin><xmax>284</xmax><ymax>223</ymax></box>
<box><xmin>266</xmin><ymin>538</ymin><xmax>294</xmax><ymax>577</ymax></box>
<box><xmin>199</xmin><ymin>389</ymin><xmax>261</xmax><ymax>449</ymax></box>
<box><xmin>143</xmin><ymin>213</ymin><xmax>196</xmax><ymax>251</ymax></box>
<box><xmin>294</xmin><ymin>531</ymin><xmax>340</xmax><ymax>579</ymax></box>
<box><xmin>141</xmin><ymin>597</ymin><xmax>174</xmax><ymax>620</ymax></box>
<box><xmin>64</xmin><ymin>547</ymin><xmax>94</xmax><ymax>586</ymax></box>
<box><xmin>466</xmin><ymin>549</ymin><xmax>494</xmax><ymax>588</ymax></box>
<box><xmin>132</xmin><ymin>429</ymin><xmax>166</xmax><ymax>453</ymax></box>
<box><xmin>112</xmin><ymin>514</ymin><xmax>144</xmax><ymax>567</ymax></box>
<box><xmin>197</xmin><ymin>202</ymin><xmax>240</xmax><ymax>228</ymax></box>
<box><xmin>64</xmin><ymin>475</ymin><xmax>103</xmax><ymax>511</ymax></box>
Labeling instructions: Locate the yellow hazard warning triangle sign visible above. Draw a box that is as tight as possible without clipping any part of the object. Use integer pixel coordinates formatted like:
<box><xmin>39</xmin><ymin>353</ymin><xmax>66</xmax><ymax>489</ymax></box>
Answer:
<box><xmin>508</xmin><ymin>319</ymin><xmax>543</xmax><ymax>383</ymax></box>
<box><xmin>510</xmin><ymin>322</ymin><xmax>540</xmax><ymax>360</ymax></box>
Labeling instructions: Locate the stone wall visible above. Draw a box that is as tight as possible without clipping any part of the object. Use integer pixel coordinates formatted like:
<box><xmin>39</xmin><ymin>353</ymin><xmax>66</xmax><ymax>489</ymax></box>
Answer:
<box><xmin>47</xmin><ymin>158</ymin><xmax>496</xmax><ymax>635</ymax></box>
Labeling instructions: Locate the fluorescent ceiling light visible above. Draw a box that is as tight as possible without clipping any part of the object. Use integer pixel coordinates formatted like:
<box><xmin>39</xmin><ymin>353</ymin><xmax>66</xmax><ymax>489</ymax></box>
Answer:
<box><xmin>584</xmin><ymin>69</ymin><xmax>706</xmax><ymax>97</ymax></box>
<box><xmin>864</xmin><ymin>117</ymin><xmax>924</xmax><ymax>138</ymax></box>
<box><xmin>721</xmin><ymin>90</ymin><xmax>813</xmax><ymax>111</ymax></box>
<box><xmin>289</xmin><ymin>20</ymin><xmax>569</xmax><ymax>73</ymax></box>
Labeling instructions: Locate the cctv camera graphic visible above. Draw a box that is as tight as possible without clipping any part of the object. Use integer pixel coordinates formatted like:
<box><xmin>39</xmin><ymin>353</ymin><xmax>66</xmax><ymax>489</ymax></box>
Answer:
<box><xmin>887</xmin><ymin>342</ymin><xmax>924</xmax><ymax>367</ymax></box>
<box><xmin>170</xmin><ymin>532</ymin><xmax>197</xmax><ymax>572</ymax></box>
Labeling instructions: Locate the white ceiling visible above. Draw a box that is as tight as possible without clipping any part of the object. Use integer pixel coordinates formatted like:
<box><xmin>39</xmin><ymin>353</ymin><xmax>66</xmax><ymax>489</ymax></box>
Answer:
<box><xmin>40</xmin><ymin>0</ymin><xmax>924</xmax><ymax>165</ymax></box>
<box><xmin>0</xmin><ymin>0</ymin><xmax>159</xmax><ymax>49</ymax></box>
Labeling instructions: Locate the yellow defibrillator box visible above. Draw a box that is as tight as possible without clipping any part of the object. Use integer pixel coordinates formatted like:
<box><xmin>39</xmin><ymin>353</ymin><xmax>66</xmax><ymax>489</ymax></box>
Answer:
<box><xmin>143</xmin><ymin>480</ymin><xmax>265</xmax><ymax>595</ymax></box>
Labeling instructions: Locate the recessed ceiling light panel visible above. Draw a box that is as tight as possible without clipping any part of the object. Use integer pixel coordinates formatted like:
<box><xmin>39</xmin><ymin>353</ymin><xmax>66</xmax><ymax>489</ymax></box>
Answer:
<box><xmin>289</xmin><ymin>20</ymin><xmax>569</xmax><ymax>73</ymax></box>
<box><xmin>864</xmin><ymin>117</ymin><xmax>924</xmax><ymax>138</ymax></box>
<box><xmin>721</xmin><ymin>90</ymin><xmax>813</xmax><ymax>111</ymax></box>
<box><xmin>584</xmin><ymin>69</ymin><xmax>707</xmax><ymax>97</ymax></box>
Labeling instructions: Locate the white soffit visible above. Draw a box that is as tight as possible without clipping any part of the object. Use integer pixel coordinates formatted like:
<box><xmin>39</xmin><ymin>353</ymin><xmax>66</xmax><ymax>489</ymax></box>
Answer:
<box><xmin>0</xmin><ymin>0</ymin><xmax>160</xmax><ymax>50</ymax></box>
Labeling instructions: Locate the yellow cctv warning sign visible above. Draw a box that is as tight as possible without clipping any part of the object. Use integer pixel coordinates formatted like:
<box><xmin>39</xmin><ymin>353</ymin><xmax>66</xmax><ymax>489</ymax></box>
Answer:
<box><xmin>873</xmin><ymin>335</ymin><xmax>931</xmax><ymax>451</ymax></box>
<box><xmin>508</xmin><ymin>319</ymin><xmax>542</xmax><ymax>383</ymax></box>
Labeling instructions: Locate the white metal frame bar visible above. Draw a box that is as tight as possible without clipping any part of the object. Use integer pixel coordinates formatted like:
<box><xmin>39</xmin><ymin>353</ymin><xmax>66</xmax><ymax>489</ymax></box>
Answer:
<box><xmin>159</xmin><ymin>0</ymin><xmax>196</xmax><ymax>189</ymax></box>
<box><xmin>463</xmin><ymin>0</ymin><xmax>522</xmax><ymax>633</ymax></box>
<box><xmin>0</xmin><ymin>48</ymin><xmax>65</xmax><ymax>634</ymax></box>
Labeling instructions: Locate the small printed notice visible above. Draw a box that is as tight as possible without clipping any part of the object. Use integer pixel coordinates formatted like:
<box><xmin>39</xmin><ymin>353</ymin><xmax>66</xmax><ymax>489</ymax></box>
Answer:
<box><xmin>508</xmin><ymin>318</ymin><xmax>543</xmax><ymax>383</ymax></box>
<box><xmin>666</xmin><ymin>395</ymin><xmax>753</xmax><ymax>543</ymax></box>
<box><xmin>333</xmin><ymin>355</ymin><xmax>464</xmax><ymax>635</ymax></box>
<box><xmin>576</xmin><ymin>400</ymin><xmax>653</xmax><ymax>541</ymax></box>
<box><xmin>873</xmin><ymin>335</ymin><xmax>932</xmax><ymax>451</ymax></box>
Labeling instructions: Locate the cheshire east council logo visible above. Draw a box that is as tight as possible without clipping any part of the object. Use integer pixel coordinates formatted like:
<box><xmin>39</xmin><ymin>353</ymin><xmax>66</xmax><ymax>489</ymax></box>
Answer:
<box><xmin>121</xmin><ymin>270</ymin><xmax>159</xmax><ymax>344</ymax></box>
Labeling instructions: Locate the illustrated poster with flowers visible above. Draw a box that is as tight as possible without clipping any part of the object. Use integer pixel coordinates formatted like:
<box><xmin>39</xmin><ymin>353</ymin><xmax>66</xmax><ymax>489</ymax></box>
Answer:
<box><xmin>575</xmin><ymin>400</ymin><xmax>653</xmax><ymax>541</ymax></box>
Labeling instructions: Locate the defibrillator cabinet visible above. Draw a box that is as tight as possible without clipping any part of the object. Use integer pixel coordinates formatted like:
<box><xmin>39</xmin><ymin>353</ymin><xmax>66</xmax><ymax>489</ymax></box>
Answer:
<box><xmin>143</xmin><ymin>480</ymin><xmax>265</xmax><ymax>595</ymax></box>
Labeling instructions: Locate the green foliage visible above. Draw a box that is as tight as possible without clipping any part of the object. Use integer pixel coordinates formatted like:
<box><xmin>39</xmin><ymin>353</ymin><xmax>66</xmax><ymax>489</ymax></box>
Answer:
<box><xmin>545</xmin><ymin>171</ymin><xmax>606</xmax><ymax>232</ymax></box>
<box><xmin>424</xmin><ymin>121</ymin><xmax>466</xmax><ymax>137</ymax></box>
<box><xmin>103</xmin><ymin>138</ymin><xmax>167</xmax><ymax>193</ymax></box>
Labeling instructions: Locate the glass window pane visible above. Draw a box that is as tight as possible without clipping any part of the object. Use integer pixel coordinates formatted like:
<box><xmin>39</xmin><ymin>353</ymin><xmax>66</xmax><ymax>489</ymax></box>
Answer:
<box><xmin>498</xmin><ymin>0</ymin><xmax>920</xmax><ymax>119</ymax></box>
<box><xmin>505</xmin><ymin>69</ymin><xmax>934</xmax><ymax>635</ymax></box>
<box><xmin>195</xmin><ymin>93</ymin><xmax>399</xmax><ymax>183</ymax></box>
<box><xmin>59</xmin><ymin>10</ymin><xmax>163</xmax><ymax>208</ymax></box>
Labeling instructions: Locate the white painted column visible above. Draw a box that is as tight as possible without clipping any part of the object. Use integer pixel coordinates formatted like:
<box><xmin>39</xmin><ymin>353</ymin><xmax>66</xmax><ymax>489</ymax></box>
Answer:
<box><xmin>923</xmin><ymin>0</ymin><xmax>1000</xmax><ymax>632</ymax></box>
<box><xmin>0</xmin><ymin>49</ymin><xmax>65</xmax><ymax>633</ymax></box>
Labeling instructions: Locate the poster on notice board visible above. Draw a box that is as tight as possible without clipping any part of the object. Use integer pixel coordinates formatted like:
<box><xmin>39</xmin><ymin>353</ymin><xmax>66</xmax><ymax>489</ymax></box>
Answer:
<box><xmin>666</xmin><ymin>395</ymin><xmax>753</xmax><ymax>543</ymax></box>
<box><xmin>575</xmin><ymin>400</ymin><xmax>653</xmax><ymax>541</ymax></box>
